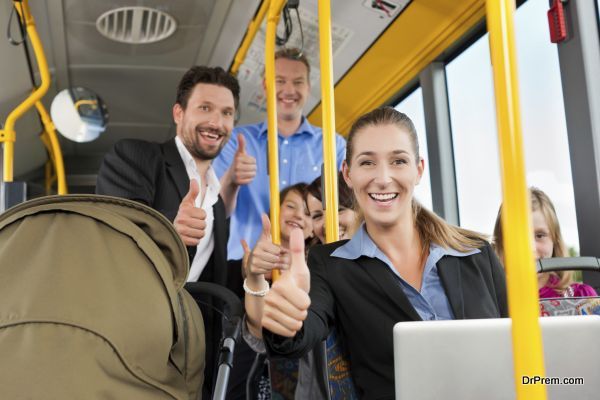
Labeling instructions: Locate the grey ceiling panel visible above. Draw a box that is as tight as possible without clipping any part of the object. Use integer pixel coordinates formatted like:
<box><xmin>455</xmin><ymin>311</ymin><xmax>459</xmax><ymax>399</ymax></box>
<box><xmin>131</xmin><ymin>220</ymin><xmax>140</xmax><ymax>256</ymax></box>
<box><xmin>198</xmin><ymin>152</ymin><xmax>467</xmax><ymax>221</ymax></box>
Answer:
<box><xmin>68</xmin><ymin>67</ymin><xmax>180</xmax><ymax>126</ymax></box>
<box><xmin>71</xmin><ymin>124</ymin><xmax>174</xmax><ymax>156</ymax></box>
<box><xmin>206</xmin><ymin>0</ymin><xmax>262</xmax><ymax>68</ymax></box>
<box><xmin>44</xmin><ymin>0</ymin><xmax>71</xmax><ymax>90</ymax></box>
<box><xmin>62</xmin><ymin>0</ymin><xmax>214</xmax><ymax>27</ymax></box>
<box><xmin>65</xmin><ymin>24</ymin><xmax>205</xmax><ymax>67</ymax></box>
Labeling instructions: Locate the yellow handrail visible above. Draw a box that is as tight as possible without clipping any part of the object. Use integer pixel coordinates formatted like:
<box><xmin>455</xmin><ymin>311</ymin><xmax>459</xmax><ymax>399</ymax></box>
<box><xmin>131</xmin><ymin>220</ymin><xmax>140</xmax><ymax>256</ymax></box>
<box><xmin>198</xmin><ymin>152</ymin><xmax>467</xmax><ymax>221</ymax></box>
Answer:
<box><xmin>318</xmin><ymin>0</ymin><xmax>339</xmax><ymax>244</ymax></box>
<box><xmin>231</xmin><ymin>0</ymin><xmax>271</xmax><ymax>76</ymax></box>
<box><xmin>486</xmin><ymin>0</ymin><xmax>546</xmax><ymax>399</ymax></box>
<box><xmin>265</xmin><ymin>0</ymin><xmax>287</xmax><ymax>281</ymax></box>
<box><xmin>1</xmin><ymin>0</ymin><xmax>51</xmax><ymax>183</ymax></box>
<box><xmin>44</xmin><ymin>159</ymin><xmax>55</xmax><ymax>194</ymax></box>
<box><xmin>34</xmin><ymin>101</ymin><xmax>67</xmax><ymax>194</ymax></box>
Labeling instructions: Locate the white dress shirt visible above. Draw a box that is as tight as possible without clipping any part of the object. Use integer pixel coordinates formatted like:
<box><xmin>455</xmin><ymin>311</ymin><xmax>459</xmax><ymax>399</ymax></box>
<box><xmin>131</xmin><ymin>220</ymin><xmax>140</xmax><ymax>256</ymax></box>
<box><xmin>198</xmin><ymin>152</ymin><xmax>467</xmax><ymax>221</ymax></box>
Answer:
<box><xmin>175</xmin><ymin>137</ymin><xmax>221</xmax><ymax>282</ymax></box>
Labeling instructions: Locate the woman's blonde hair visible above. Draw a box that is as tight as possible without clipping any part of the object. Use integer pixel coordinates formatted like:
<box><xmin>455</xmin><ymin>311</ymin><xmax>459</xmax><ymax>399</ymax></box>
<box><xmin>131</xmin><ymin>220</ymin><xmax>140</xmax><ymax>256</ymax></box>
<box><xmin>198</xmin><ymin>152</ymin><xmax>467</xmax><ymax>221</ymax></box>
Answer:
<box><xmin>345</xmin><ymin>106</ymin><xmax>487</xmax><ymax>252</ymax></box>
<box><xmin>492</xmin><ymin>187</ymin><xmax>572</xmax><ymax>292</ymax></box>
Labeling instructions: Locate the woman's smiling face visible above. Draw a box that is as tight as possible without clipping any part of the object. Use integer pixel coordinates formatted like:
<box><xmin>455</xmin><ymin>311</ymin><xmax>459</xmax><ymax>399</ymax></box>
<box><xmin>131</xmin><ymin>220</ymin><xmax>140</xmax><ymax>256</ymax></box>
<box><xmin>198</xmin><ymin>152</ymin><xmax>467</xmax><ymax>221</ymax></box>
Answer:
<box><xmin>343</xmin><ymin>123</ymin><xmax>423</xmax><ymax>229</ymax></box>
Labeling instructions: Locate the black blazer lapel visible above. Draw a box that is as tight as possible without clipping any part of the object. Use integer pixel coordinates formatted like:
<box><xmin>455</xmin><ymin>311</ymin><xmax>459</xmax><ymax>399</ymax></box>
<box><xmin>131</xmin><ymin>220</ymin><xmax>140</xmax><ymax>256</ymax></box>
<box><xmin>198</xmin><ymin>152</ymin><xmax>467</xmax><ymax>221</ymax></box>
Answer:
<box><xmin>211</xmin><ymin>197</ymin><xmax>228</xmax><ymax>286</ymax></box>
<box><xmin>437</xmin><ymin>256</ymin><xmax>465</xmax><ymax>319</ymax></box>
<box><xmin>357</xmin><ymin>257</ymin><xmax>422</xmax><ymax>321</ymax></box>
<box><xmin>162</xmin><ymin>138</ymin><xmax>189</xmax><ymax>200</ymax></box>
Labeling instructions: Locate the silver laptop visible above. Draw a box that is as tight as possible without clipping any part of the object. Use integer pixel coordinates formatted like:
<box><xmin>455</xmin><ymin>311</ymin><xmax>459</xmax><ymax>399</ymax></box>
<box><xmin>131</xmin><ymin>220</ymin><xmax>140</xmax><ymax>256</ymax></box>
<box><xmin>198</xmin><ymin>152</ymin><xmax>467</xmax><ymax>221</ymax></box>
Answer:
<box><xmin>393</xmin><ymin>316</ymin><xmax>600</xmax><ymax>400</ymax></box>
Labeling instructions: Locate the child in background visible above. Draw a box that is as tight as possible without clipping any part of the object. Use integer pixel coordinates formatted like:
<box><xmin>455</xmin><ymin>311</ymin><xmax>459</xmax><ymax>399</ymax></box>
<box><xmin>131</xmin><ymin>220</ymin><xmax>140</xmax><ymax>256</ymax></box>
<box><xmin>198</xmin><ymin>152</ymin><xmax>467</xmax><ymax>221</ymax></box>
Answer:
<box><xmin>493</xmin><ymin>187</ymin><xmax>597</xmax><ymax>298</ymax></box>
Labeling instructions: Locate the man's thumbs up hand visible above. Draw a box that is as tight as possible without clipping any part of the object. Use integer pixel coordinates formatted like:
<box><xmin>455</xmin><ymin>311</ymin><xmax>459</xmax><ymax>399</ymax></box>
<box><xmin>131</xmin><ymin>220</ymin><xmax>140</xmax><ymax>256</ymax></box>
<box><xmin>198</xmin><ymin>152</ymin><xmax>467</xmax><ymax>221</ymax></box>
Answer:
<box><xmin>232</xmin><ymin>134</ymin><xmax>256</xmax><ymax>185</ymax></box>
<box><xmin>174</xmin><ymin>179</ymin><xmax>207</xmax><ymax>246</ymax></box>
<box><xmin>181</xmin><ymin>178</ymin><xmax>200</xmax><ymax>206</ymax></box>
<box><xmin>262</xmin><ymin>228</ymin><xmax>311</xmax><ymax>337</ymax></box>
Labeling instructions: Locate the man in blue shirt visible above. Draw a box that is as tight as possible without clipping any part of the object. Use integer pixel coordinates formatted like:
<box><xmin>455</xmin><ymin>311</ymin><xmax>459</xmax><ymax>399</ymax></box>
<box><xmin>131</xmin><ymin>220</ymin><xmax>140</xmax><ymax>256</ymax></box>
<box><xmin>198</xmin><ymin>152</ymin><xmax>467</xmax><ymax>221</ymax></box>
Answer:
<box><xmin>213</xmin><ymin>47</ymin><xmax>346</xmax><ymax>260</ymax></box>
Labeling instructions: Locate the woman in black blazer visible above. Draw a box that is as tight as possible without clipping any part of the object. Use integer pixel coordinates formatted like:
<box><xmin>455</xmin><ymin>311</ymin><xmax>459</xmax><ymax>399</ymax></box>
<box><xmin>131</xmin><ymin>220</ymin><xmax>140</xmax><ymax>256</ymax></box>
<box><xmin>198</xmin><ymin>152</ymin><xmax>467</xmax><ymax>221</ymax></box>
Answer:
<box><xmin>261</xmin><ymin>107</ymin><xmax>508</xmax><ymax>400</ymax></box>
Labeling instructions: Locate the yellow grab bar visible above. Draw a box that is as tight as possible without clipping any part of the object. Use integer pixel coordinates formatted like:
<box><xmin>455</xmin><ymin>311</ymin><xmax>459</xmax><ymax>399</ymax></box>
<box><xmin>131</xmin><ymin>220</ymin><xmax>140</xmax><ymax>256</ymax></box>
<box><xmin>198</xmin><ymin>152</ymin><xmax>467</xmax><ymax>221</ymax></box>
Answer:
<box><xmin>34</xmin><ymin>101</ymin><xmax>68</xmax><ymax>194</ymax></box>
<box><xmin>231</xmin><ymin>1</ymin><xmax>271</xmax><ymax>76</ymax></box>
<box><xmin>265</xmin><ymin>0</ymin><xmax>287</xmax><ymax>281</ymax></box>
<box><xmin>1</xmin><ymin>0</ymin><xmax>51</xmax><ymax>183</ymax></box>
<box><xmin>486</xmin><ymin>0</ymin><xmax>546</xmax><ymax>399</ymax></box>
<box><xmin>318</xmin><ymin>0</ymin><xmax>340</xmax><ymax>244</ymax></box>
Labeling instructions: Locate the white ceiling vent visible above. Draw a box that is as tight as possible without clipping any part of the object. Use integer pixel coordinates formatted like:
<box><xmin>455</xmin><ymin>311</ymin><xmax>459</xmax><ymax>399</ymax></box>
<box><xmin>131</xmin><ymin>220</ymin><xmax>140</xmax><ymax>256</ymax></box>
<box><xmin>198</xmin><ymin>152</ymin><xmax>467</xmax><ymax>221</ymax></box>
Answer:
<box><xmin>96</xmin><ymin>6</ymin><xmax>177</xmax><ymax>44</ymax></box>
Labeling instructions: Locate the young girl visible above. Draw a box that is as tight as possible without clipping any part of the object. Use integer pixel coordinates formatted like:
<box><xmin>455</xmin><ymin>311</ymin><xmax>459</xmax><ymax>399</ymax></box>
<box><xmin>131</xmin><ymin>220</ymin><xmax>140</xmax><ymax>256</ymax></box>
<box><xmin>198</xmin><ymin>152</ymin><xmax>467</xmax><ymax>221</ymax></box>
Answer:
<box><xmin>305</xmin><ymin>171</ymin><xmax>358</xmax><ymax>245</ymax></box>
<box><xmin>241</xmin><ymin>183</ymin><xmax>313</xmax><ymax>399</ymax></box>
<box><xmin>260</xmin><ymin>106</ymin><xmax>507</xmax><ymax>399</ymax></box>
<box><xmin>244</xmin><ymin>177</ymin><xmax>359</xmax><ymax>400</ymax></box>
<box><xmin>243</xmin><ymin>183</ymin><xmax>313</xmax><ymax>336</ymax></box>
<box><xmin>493</xmin><ymin>187</ymin><xmax>597</xmax><ymax>298</ymax></box>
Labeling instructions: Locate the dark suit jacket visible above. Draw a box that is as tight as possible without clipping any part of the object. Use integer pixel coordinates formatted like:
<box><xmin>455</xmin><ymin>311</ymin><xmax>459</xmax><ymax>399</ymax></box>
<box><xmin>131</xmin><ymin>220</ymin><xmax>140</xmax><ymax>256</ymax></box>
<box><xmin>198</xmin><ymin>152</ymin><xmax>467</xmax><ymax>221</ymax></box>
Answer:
<box><xmin>265</xmin><ymin>240</ymin><xmax>508</xmax><ymax>400</ymax></box>
<box><xmin>96</xmin><ymin>138</ymin><xmax>237</xmax><ymax>397</ymax></box>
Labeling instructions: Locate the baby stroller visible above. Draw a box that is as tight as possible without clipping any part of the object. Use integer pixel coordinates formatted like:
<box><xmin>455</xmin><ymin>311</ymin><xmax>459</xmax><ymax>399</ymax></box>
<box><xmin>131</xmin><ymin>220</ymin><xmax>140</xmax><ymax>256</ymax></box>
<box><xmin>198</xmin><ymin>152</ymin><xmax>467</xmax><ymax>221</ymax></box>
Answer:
<box><xmin>185</xmin><ymin>281</ymin><xmax>243</xmax><ymax>400</ymax></box>
<box><xmin>0</xmin><ymin>194</ymin><xmax>242</xmax><ymax>399</ymax></box>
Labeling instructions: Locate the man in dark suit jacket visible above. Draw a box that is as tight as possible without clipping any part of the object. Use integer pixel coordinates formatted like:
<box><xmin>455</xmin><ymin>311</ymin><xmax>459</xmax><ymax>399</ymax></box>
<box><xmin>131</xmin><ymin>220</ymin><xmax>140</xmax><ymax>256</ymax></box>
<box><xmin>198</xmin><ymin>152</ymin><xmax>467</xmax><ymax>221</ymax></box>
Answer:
<box><xmin>96</xmin><ymin>66</ymin><xmax>242</xmax><ymax>398</ymax></box>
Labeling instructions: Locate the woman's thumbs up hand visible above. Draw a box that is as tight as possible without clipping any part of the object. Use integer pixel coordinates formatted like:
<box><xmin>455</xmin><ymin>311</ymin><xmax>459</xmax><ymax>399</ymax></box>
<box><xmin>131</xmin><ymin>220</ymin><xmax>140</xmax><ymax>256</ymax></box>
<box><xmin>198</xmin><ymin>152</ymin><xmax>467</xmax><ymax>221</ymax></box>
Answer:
<box><xmin>261</xmin><ymin>228</ymin><xmax>311</xmax><ymax>337</ymax></box>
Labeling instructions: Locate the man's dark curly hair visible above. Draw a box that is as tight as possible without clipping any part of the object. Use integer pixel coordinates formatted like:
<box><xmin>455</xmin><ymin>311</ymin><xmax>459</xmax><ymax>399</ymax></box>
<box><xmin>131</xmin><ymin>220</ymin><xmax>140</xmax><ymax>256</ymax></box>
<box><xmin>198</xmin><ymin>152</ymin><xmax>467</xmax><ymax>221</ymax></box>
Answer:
<box><xmin>175</xmin><ymin>66</ymin><xmax>240</xmax><ymax>109</ymax></box>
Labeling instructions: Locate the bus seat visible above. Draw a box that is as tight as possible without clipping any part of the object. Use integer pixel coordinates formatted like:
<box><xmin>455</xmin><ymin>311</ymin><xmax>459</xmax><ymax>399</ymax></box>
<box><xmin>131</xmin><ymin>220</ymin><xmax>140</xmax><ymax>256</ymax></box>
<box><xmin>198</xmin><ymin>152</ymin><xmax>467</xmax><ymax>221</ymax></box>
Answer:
<box><xmin>326</xmin><ymin>328</ymin><xmax>359</xmax><ymax>400</ymax></box>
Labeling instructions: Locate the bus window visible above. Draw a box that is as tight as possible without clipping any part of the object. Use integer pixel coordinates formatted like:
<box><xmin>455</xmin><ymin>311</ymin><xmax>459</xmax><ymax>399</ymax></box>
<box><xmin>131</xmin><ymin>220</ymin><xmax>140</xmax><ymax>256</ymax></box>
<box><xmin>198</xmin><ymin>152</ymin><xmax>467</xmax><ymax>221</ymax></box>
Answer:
<box><xmin>515</xmin><ymin>0</ymin><xmax>579</xmax><ymax>254</ymax></box>
<box><xmin>446</xmin><ymin>0</ymin><xmax>579</xmax><ymax>252</ymax></box>
<box><xmin>446</xmin><ymin>35</ymin><xmax>499</xmax><ymax>236</ymax></box>
<box><xmin>394</xmin><ymin>87</ymin><xmax>433</xmax><ymax>210</ymax></box>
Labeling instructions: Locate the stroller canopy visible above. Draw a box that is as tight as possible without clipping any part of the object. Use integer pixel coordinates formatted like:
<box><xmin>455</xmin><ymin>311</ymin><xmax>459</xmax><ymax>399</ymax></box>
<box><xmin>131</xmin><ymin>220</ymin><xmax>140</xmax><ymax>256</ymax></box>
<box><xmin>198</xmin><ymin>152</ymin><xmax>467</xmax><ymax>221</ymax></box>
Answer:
<box><xmin>0</xmin><ymin>195</ymin><xmax>205</xmax><ymax>399</ymax></box>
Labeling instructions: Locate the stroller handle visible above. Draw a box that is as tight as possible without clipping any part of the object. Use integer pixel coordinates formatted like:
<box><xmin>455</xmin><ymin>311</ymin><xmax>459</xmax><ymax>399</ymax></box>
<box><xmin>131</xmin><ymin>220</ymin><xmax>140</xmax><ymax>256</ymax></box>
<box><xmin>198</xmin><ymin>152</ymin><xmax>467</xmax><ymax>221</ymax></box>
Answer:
<box><xmin>536</xmin><ymin>257</ymin><xmax>600</xmax><ymax>273</ymax></box>
<box><xmin>184</xmin><ymin>282</ymin><xmax>244</xmax><ymax>320</ymax></box>
<box><xmin>184</xmin><ymin>282</ymin><xmax>243</xmax><ymax>400</ymax></box>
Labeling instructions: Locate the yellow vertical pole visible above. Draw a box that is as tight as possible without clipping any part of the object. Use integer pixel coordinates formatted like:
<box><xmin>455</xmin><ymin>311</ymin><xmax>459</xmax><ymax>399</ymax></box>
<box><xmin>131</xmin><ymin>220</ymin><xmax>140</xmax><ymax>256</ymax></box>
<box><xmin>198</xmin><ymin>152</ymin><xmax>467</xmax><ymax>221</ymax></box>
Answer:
<box><xmin>265</xmin><ymin>0</ymin><xmax>287</xmax><ymax>280</ymax></box>
<box><xmin>231</xmin><ymin>0</ymin><xmax>271</xmax><ymax>76</ymax></box>
<box><xmin>35</xmin><ymin>102</ymin><xmax>68</xmax><ymax>194</ymax></box>
<box><xmin>1</xmin><ymin>0</ymin><xmax>51</xmax><ymax>183</ymax></box>
<box><xmin>318</xmin><ymin>0</ymin><xmax>339</xmax><ymax>243</ymax></box>
<box><xmin>44</xmin><ymin>160</ymin><xmax>52</xmax><ymax>194</ymax></box>
<box><xmin>486</xmin><ymin>1</ymin><xmax>546</xmax><ymax>399</ymax></box>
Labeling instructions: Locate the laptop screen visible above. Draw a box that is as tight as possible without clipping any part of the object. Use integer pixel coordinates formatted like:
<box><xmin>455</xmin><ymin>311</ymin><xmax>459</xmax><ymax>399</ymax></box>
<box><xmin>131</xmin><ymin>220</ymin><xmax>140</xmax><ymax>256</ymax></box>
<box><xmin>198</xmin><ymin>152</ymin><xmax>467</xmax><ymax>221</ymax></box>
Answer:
<box><xmin>393</xmin><ymin>316</ymin><xmax>600</xmax><ymax>400</ymax></box>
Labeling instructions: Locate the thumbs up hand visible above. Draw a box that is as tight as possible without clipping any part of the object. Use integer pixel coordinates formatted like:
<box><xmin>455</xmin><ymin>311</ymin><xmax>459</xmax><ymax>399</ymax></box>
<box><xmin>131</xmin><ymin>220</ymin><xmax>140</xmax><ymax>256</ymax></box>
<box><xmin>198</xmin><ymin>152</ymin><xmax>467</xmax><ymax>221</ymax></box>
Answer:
<box><xmin>174</xmin><ymin>179</ymin><xmax>207</xmax><ymax>246</ymax></box>
<box><xmin>241</xmin><ymin>239</ymin><xmax>252</xmax><ymax>277</ymax></box>
<box><xmin>262</xmin><ymin>228</ymin><xmax>311</xmax><ymax>337</ymax></box>
<box><xmin>246</xmin><ymin>214</ymin><xmax>290</xmax><ymax>278</ymax></box>
<box><xmin>232</xmin><ymin>134</ymin><xmax>256</xmax><ymax>185</ymax></box>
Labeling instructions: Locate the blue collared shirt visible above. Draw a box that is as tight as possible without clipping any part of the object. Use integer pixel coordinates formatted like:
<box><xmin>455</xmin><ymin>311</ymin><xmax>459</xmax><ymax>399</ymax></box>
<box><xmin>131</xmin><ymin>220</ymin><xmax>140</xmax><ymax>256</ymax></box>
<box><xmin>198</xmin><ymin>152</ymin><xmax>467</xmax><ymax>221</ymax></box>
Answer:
<box><xmin>213</xmin><ymin>117</ymin><xmax>346</xmax><ymax>260</ymax></box>
<box><xmin>331</xmin><ymin>224</ymin><xmax>480</xmax><ymax>321</ymax></box>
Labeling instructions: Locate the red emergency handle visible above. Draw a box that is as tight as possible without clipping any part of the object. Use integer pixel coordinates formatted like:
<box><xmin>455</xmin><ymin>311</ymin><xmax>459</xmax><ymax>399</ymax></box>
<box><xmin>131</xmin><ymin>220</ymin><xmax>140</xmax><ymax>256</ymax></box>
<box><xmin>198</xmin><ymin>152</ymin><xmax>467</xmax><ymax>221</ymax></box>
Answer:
<box><xmin>548</xmin><ymin>0</ymin><xmax>567</xmax><ymax>43</ymax></box>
